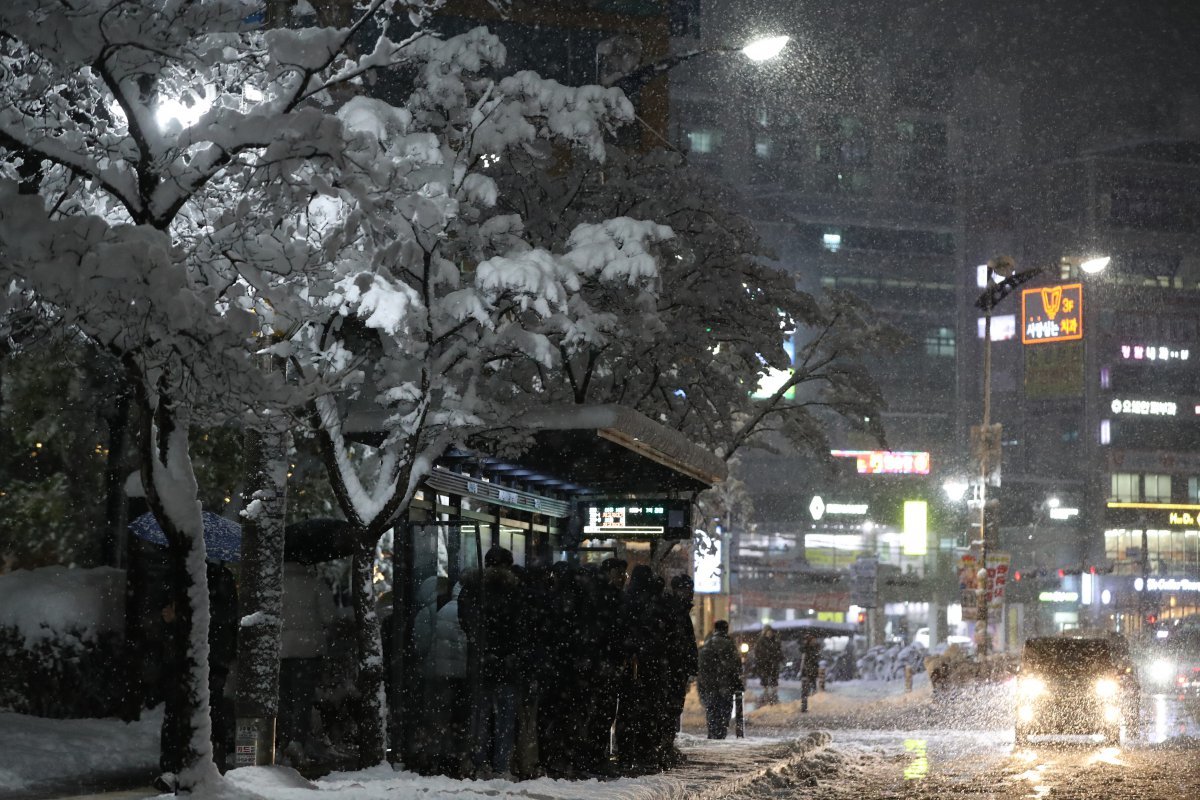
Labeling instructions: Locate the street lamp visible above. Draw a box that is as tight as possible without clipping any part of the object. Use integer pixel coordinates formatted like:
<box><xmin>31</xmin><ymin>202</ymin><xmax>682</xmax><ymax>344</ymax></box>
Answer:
<box><xmin>602</xmin><ymin>34</ymin><xmax>790</xmax><ymax>96</ymax></box>
<box><xmin>741</xmin><ymin>36</ymin><xmax>791</xmax><ymax>63</ymax></box>
<box><xmin>971</xmin><ymin>253</ymin><xmax>1109</xmax><ymax>655</ymax></box>
<box><xmin>972</xmin><ymin>256</ymin><xmax>1043</xmax><ymax>657</ymax></box>
<box><xmin>1079</xmin><ymin>256</ymin><xmax>1111</xmax><ymax>275</ymax></box>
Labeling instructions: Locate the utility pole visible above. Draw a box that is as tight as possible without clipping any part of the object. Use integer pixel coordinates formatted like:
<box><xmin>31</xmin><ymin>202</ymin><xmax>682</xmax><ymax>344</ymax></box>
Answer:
<box><xmin>973</xmin><ymin>257</ymin><xmax>1042</xmax><ymax>658</ymax></box>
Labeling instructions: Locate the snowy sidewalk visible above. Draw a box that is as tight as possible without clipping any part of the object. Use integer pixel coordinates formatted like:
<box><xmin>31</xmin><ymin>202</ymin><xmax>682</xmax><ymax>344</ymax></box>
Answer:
<box><xmin>13</xmin><ymin>727</ymin><xmax>831</xmax><ymax>800</ymax></box>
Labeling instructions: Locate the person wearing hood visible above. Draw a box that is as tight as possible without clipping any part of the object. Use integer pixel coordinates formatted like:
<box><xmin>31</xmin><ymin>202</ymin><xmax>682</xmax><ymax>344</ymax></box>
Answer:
<box><xmin>458</xmin><ymin>545</ymin><xmax>523</xmax><ymax>778</ymax></box>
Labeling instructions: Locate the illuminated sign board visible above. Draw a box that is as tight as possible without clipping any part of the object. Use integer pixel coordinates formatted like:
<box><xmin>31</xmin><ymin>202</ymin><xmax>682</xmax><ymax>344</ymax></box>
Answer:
<box><xmin>1121</xmin><ymin>344</ymin><xmax>1189</xmax><ymax>362</ymax></box>
<box><xmin>693</xmin><ymin>530</ymin><xmax>724</xmax><ymax>594</ymax></box>
<box><xmin>581</xmin><ymin>499</ymin><xmax>691</xmax><ymax>539</ymax></box>
<box><xmin>1049</xmin><ymin>506</ymin><xmax>1080</xmax><ymax>520</ymax></box>
<box><xmin>1109</xmin><ymin>398</ymin><xmax>1177</xmax><ymax>416</ymax></box>
<box><xmin>1039</xmin><ymin>591</ymin><xmax>1079</xmax><ymax>603</ymax></box>
<box><xmin>1021</xmin><ymin>283</ymin><xmax>1083</xmax><ymax>344</ymax></box>
<box><xmin>831</xmin><ymin>450</ymin><xmax>931</xmax><ymax>475</ymax></box>
<box><xmin>809</xmin><ymin>495</ymin><xmax>869</xmax><ymax>520</ymax></box>
<box><xmin>902</xmin><ymin>500</ymin><xmax>928</xmax><ymax>556</ymax></box>
<box><xmin>976</xmin><ymin>314</ymin><xmax>1016</xmax><ymax>341</ymax></box>
<box><xmin>1136</xmin><ymin>577</ymin><xmax>1200</xmax><ymax>593</ymax></box>
<box><xmin>1105</xmin><ymin>502</ymin><xmax>1200</xmax><ymax>529</ymax></box>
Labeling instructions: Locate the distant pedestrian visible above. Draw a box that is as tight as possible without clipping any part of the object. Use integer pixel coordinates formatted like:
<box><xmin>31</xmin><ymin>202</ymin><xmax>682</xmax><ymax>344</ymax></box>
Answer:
<box><xmin>799</xmin><ymin>634</ymin><xmax>822</xmax><ymax>713</ymax></box>
<box><xmin>752</xmin><ymin>625</ymin><xmax>783</xmax><ymax>705</ymax></box>
<box><xmin>696</xmin><ymin>620</ymin><xmax>742</xmax><ymax>739</ymax></box>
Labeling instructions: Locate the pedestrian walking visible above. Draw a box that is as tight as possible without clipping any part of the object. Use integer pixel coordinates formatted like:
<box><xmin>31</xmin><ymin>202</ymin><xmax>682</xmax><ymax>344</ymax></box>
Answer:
<box><xmin>752</xmin><ymin>625</ymin><xmax>783</xmax><ymax>706</ymax></box>
<box><xmin>696</xmin><ymin>620</ymin><xmax>742</xmax><ymax>739</ymax></box>
<box><xmin>799</xmin><ymin>634</ymin><xmax>822</xmax><ymax>713</ymax></box>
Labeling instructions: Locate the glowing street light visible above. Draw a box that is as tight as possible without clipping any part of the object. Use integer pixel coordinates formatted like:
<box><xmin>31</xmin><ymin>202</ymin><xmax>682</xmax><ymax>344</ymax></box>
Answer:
<box><xmin>741</xmin><ymin>35</ymin><xmax>790</xmax><ymax>63</ymax></box>
<box><xmin>942</xmin><ymin>479</ymin><xmax>969</xmax><ymax>503</ymax></box>
<box><xmin>1079</xmin><ymin>256</ymin><xmax>1111</xmax><ymax>274</ymax></box>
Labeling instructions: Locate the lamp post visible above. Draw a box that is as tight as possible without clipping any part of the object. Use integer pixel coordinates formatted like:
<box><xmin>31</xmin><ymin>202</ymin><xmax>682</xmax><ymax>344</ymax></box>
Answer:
<box><xmin>972</xmin><ymin>253</ymin><xmax>1110</xmax><ymax>654</ymax></box>
<box><xmin>972</xmin><ymin>256</ymin><xmax>1043</xmax><ymax>657</ymax></box>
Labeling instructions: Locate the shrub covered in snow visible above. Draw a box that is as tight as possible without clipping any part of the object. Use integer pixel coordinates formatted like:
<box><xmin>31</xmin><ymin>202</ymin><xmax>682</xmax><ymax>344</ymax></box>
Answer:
<box><xmin>0</xmin><ymin>566</ymin><xmax>127</xmax><ymax>717</ymax></box>
<box><xmin>856</xmin><ymin>642</ymin><xmax>928</xmax><ymax>681</ymax></box>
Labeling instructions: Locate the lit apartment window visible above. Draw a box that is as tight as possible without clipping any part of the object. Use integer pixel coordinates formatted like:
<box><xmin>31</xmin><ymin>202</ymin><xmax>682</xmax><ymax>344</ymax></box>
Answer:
<box><xmin>1189</xmin><ymin>477</ymin><xmax>1200</xmax><ymax>503</ymax></box>
<box><xmin>1110</xmin><ymin>472</ymin><xmax>1139</xmax><ymax>502</ymax></box>
<box><xmin>925</xmin><ymin>327</ymin><xmax>956</xmax><ymax>357</ymax></box>
<box><xmin>687</xmin><ymin>130</ymin><xmax>717</xmax><ymax>154</ymax></box>
<box><xmin>1144</xmin><ymin>474</ymin><xmax>1172</xmax><ymax>502</ymax></box>
<box><xmin>822</xmin><ymin>231</ymin><xmax>842</xmax><ymax>252</ymax></box>
<box><xmin>1099</xmin><ymin>419</ymin><xmax>1111</xmax><ymax>444</ymax></box>
<box><xmin>755</xmin><ymin>138</ymin><xmax>772</xmax><ymax>158</ymax></box>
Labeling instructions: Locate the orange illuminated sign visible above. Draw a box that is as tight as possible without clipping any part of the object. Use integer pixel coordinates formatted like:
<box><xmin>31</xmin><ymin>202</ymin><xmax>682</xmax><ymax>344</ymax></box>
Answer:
<box><xmin>1021</xmin><ymin>283</ymin><xmax>1083</xmax><ymax>344</ymax></box>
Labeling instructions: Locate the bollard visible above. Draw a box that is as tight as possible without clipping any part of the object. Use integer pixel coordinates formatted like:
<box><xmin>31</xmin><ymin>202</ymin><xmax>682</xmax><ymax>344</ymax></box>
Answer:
<box><xmin>904</xmin><ymin>664</ymin><xmax>914</xmax><ymax>693</ymax></box>
<box><xmin>817</xmin><ymin>665</ymin><xmax>826</xmax><ymax>692</ymax></box>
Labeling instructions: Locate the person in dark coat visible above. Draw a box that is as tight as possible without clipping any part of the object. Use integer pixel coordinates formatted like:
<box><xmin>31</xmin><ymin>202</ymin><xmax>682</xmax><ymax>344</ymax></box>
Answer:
<box><xmin>752</xmin><ymin>625</ymin><xmax>784</xmax><ymax>706</ymax></box>
<box><xmin>799</xmin><ymin>634</ymin><xmax>822</xmax><ymax>713</ymax></box>
<box><xmin>696</xmin><ymin>620</ymin><xmax>742</xmax><ymax>739</ymax></box>
<box><xmin>660</xmin><ymin>574</ymin><xmax>698</xmax><ymax>766</ymax></box>
<box><xmin>458</xmin><ymin>545</ymin><xmax>523</xmax><ymax>778</ymax></box>
<box><xmin>582</xmin><ymin>558</ymin><xmax>626</xmax><ymax>776</ymax></box>
<box><xmin>615</xmin><ymin>565</ymin><xmax>668</xmax><ymax>772</ymax></box>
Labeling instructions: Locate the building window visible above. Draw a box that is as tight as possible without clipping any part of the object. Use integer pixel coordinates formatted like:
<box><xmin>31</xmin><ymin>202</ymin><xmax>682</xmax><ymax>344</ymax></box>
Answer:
<box><xmin>1099</xmin><ymin>419</ymin><xmax>1111</xmax><ymax>444</ymax></box>
<box><xmin>822</xmin><ymin>231</ymin><xmax>842</xmax><ymax>252</ymax></box>
<box><xmin>1110</xmin><ymin>472</ymin><xmax>1139</xmax><ymax>502</ymax></box>
<box><xmin>686</xmin><ymin>129</ymin><xmax>720</xmax><ymax>154</ymax></box>
<box><xmin>754</xmin><ymin>137</ymin><xmax>772</xmax><ymax>158</ymax></box>
<box><xmin>925</xmin><ymin>327</ymin><xmax>955</xmax><ymax>358</ymax></box>
<box><xmin>1189</xmin><ymin>477</ymin><xmax>1200</xmax><ymax>503</ymax></box>
<box><xmin>1143</xmin><ymin>473</ymin><xmax>1171</xmax><ymax>502</ymax></box>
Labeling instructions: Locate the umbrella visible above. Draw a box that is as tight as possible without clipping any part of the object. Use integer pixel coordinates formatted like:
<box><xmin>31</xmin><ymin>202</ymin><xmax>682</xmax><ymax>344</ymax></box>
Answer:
<box><xmin>129</xmin><ymin>511</ymin><xmax>242</xmax><ymax>562</ymax></box>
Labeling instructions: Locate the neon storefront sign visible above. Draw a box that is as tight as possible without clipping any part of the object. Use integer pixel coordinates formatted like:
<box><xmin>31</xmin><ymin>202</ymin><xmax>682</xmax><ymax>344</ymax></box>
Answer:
<box><xmin>1121</xmin><ymin>344</ymin><xmax>1189</xmax><ymax>362</ymax></box>
<box><xmin>830</xmin><ymin>450</ymin><xmax>931</xmax><ymax>475</ymax></box>
<box><xmin>1110</xmin><ymin>398</ymin><xmax>1177</xmax><ymax>416</ymax></box>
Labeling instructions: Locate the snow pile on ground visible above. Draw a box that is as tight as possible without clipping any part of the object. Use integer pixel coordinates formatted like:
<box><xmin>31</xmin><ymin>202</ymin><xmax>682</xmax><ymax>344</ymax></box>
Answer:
<box><xmin>856</xmin><ymin>642</ymin><xmax>927</xmax><ymax>681</ymax></box>
<box><xmin>746</xmin><ymin>676</ymin><xmax>931</xmax><ymax>729</ymax></box>
<box><xmin>0</xmin><ymin>708</ymin><xmax>160</xmax><ymax>796</ymax></box>
<box><xmin>0</xmin><ymin>566</ymin><xmax>124</xmax><ymax>645</ymax></box>
<box><xmin>198</xmin><ymin>733</ymin><xmax>826</xmax><ymax>800</ymax></box>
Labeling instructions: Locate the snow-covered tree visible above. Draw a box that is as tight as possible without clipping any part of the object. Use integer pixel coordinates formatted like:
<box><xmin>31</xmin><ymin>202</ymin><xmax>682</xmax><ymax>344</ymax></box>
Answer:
<box><xmin>0</xmin><ymin>0</ymin><xmax>463</xmax><ymax>787</ymax></box>
<box><xmin>493</xmin><ymin>145</ymin><xmax>898</xmax><ymax>463</ymax></box>
<box><xmin>285</xmin><ymin>28</ymin><xmax>668</xmax><ymax>764</ymax></box>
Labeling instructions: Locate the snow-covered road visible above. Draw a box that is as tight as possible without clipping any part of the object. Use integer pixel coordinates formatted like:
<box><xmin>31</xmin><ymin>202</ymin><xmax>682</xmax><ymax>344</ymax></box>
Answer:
<box><xmin>725</xmin><ymin>727</ymin><xmax>1200</xmax><ymax>799</ymax></box>
<box><xmin>723</xmin><ymin>689</ymin><xmax>1200</xmax><ymax>799</ymax></box>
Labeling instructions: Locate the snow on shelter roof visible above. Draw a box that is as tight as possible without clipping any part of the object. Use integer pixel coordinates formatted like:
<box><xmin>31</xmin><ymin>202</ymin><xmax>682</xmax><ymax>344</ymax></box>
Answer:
<box><xmin>511</xmin><ymin>404</ymin><xmax>727</xmax><ymax>494</ymax></box>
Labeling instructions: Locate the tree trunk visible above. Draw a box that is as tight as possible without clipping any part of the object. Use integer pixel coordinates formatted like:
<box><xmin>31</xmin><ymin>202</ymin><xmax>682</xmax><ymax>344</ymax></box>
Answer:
<box><xmin>352</xmin><ymin>534</ymin><xmax>387</xmax><ymax>767</ymax></box>
<box><xmin>234</xmin><ymin>424</ymin><xmax>289</xmax><ymax>765</ymax></box>
<box><xmin>164</xmin><ymin>535</ymin><xmax>215</xmax><ymax>786</ymax></box>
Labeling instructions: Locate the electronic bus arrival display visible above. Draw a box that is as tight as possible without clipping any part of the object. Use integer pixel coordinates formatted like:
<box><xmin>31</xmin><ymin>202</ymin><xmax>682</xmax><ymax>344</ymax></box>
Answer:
<box><xmin>580</xmin><ymin>499</ymin><xmax>692</xmax><ymax>540</ymax></box>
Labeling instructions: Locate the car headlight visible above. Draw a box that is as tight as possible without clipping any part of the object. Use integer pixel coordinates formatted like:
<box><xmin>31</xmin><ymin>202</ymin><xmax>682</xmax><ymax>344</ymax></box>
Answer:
<box><xmin>1018</xmin><ymin>676</ymin><xmax>1046</xmax><ymax>698</ymax></box>
<box><xmin>1095</xmin><ymin>677</ymin><xmax>1119</xmax><ymax>698</ymax></box>
<box><xmin>1149</xmin><ymin>659</ymin><xmax>1175</xmax><ymax>683</ymax></box>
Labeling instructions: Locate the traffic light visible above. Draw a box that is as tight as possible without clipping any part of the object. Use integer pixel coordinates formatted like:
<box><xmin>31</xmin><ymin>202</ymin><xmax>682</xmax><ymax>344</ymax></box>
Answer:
<box><xmin>1145</xmin><ymin>613</ymin><xmax>1158</xmax><ymax>626</ymax></box>
<box><xmin>856</xmin><ymin>611</ymin><xmax>867</xmax><ymax>625</ymax></box>
<box><xmin>1014</xmin><ymin>571</ymin><xmax>1021</xmax><ymax>582</ymax></box>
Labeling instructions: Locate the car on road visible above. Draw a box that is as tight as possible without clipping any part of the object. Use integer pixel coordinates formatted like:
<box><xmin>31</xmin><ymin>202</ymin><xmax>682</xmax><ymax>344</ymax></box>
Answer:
<box><xmin>1014</xmin><ymin>636</ymin><xmax>1140</xmax><ymax>746</ymax></box>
